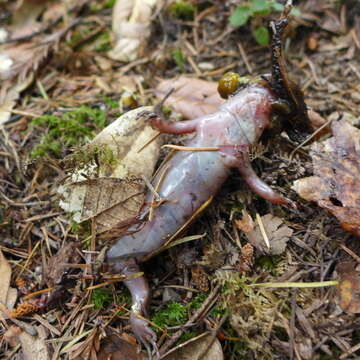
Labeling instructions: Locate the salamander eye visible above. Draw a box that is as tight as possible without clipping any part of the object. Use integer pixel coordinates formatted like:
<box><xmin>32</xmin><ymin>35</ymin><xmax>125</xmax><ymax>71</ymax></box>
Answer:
<box><xmin>217</xmin><ymin>72</ymin><xmax>252</xmax><ymax>99</ymax></box>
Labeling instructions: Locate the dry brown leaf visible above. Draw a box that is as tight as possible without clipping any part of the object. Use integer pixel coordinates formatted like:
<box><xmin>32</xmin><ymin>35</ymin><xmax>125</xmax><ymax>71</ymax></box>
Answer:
<box><xmin>44</xmin><ymin>242</ymin><xmax>82</xmax><ymax>288</ymax></box>
<box><xmin>97</xmin><ymin>334</ymin><xmax>144</xmax><ymax>360</ymax></box>
<box><xmin>0</xmin><ymin>249</ymin><xmax>11</xmax><ymax>306</ymax></box>
<box><xmin>0</xmin><ymin>249</ymin><xmax>17</xmax><ymax>311</ymax></box>
<box><xmin>67</xmin><ymin>328</ymin><xmax>101</xmax><ymax>360</ymax></box>
<box><xmin>108</xmin><ymin>0</ymin><xmax>159</xmax><ymax>62</ymax></box>
<box><xmin>336</xmin><ymin>262</ymin><xmax>360</xmax><ymax>314</ymax></box>
<box><xmin>10</xmin><ymin>0</ymin><xmax>53</xmax><ymax>39</ymax></box>
<box><xmin>59</xmin><ymin>106</ymin><xmax>161</xmax><ymax>233</ymax></box>
<box><xmin>236</xmin><ymin>211</ymin><xmax>293</xmax><ymax>255</ymax></box>
<box><xmin>3</xmin><ymin>325</ymin><xmax>23</xmax><ymax>347</ymax></box>
<box><xmin>292</xmin><ymin>119</ymin><xmax>360</xmax><ymax>237</ymax></box>
<box><xmin>162</xmin><ymin>333</ymin><xmax>223</xmax><ymax>360</ymax></box>
<box><xmin>0</xmin><ymin>28</ymin><xmax>68</xmax><ymax>124</ymax></box>
<box><xmin>156</xmin><ymin>77</ymin><xmax>224</xmax><ymax>119</ymax></box>
<box><xmin>0</xmin><ymin>74</ymin><xmax>34</xmax><ymax>125</ymax></box>
<box><xmin>18</xmin><ymin>325</ymin><xmax>50</xmax><ymax>360</ymax></box>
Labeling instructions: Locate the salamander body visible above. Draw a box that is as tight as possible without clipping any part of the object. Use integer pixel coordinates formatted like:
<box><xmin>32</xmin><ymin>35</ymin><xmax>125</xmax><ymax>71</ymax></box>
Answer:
<box><xmin>108</xmin><ymin>84</ymin><xmax>276</xmax><ymax>260</ymax></box>
<box><xmin>107</xmin><ymin>81</ymin><xmax>296</xmax><ymax>355</ymax></box>
<box><xmin>106</xmin><ymin>12</ymin><xmax>312</xmax><ymax>358</ymax></box>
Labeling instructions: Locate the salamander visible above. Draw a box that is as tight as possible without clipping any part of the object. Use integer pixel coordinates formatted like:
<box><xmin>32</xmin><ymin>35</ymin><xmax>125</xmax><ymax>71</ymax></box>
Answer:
<box><xmin>107</xmin><ymin>9</ymin><xmax>312</xmax><ymax>358</ymax></box>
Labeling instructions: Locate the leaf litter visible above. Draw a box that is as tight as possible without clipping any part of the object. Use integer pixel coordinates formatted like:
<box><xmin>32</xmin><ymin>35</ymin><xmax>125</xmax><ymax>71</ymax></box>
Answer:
<box><xmin>292</xmin><ymin>117</ymin><xmax>360</xmax><ymax>237</ymax></box>
<box><xmin>0</xmin><ymin>0</ymin><xmax>360</xmax><ymax>359</ymax></box>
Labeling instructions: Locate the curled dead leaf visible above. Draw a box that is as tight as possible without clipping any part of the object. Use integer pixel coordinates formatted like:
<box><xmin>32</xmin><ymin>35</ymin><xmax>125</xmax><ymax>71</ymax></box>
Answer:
<box><xmin>236</xmin><ymin>211</ymin><xmax>293</xmax><ymax>255</ymax></box>
<box><xmin>59</xmin><ymin>106</ymin><xmax>161</xmax><ymax>234</ymax></box>
<box><xmin>155</xmin><ymin>77</ymin><xmax>224</xmax><ymax>119</ymax></box>
<box><xmin>162</xmin><ymin>333</ymin><xmax>223</xmax><ymax>360</ymax></box>
<box><xmin>0</xmin><ymin>6</ymin><xmax>83</xmax><ymax>124</ymax></box>
<box><xmin>18</xmin><ymin>325</ymin><xmax>50</xmax><ymax>360</ymax></box>
<box><xmin>336</xmin><ymin>262</ymin><xmax>360</xmax><ymax>314</ymax></box>
<box><xmin>44</xmin><ymin>242</ymin><xmax>82</xmax><ymax>288</ymax></box>
<box><xmin>98</xmin><ymin>334</ymin><xmax>144</xmax><ymax>360</ymax></box>
<box><xmin>292</xmin><ymin>118</ymin><xmax>360</xmax><ymax>237</ymax></box>
<box><xmin>108</xmin><ymin>0</ymin><xmax>159</xmax><ymax>62</ymax></box>
<box><xmin>0</xmin><ymin>250</ymin><xmax>17</xmax><ymax>311</ymax></box>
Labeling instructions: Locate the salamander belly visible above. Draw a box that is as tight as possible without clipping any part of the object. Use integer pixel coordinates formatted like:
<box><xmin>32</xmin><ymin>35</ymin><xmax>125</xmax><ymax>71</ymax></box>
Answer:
<box><xmin>107</xmin><ymin>150</ymin><xmax>230</xmax><ymax>260</ymax></box>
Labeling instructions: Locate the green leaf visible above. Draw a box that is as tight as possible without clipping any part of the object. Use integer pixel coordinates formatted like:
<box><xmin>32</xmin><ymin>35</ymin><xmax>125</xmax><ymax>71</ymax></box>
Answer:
<box><xmin>253</xmin><ymin>26</ymin><xmax>270</xmax><ymax>45</ymax></box>
<box><xmin>270</xmin><ymin>2</ymin><xmax>301</xmax><ymax>16</ymax></box>
<box><xmin>229</xmin><ymin>5</ymin><xmax>250</xmax><ymax>27</ymax></box>
<box><xmin>290</xmin><ymin>7</ymin><xmax>301</xmax><ymax>16</ymax></box>
<box><xmin>270</xmin><ymin>2</ymin><xmax>284</xmax><ymax>12</ymax></box>
<box><xmin>250</xmin><ymin>0</ymin><xmax>270</xmax><ymax>15</ymax></box>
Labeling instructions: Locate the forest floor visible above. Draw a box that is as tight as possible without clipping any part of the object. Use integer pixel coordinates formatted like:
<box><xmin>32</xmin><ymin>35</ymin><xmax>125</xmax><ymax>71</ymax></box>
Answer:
<box><xmin>0</xmin><ymin>0</ymin><xmax>360</xmax><ymax>359</ymax></box>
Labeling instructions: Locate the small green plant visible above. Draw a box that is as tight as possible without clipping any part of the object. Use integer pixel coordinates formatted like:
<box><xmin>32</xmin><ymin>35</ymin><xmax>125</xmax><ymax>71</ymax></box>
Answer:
<box><xmin>255</xmin><ymin>255</ymin><xmax>282</xmax><ymax>274</ymax></box>
<box><xmin>70</xmin><ymin>220</ymin><xmax>92</xmax><ymax>238</ymax></box>
<box><xmin>101</xmin><ymin>0</ymin><xmax>116</xmax><ymax>9</ymax></box>
<box><xmin>92</xmin><ymin>288</ymin><xmax>112</xmax><ymax>309</ymax></box>
<box><xmin>168</xmin><ymin>0</ymin><xmax>196</xmax><ymax>20</ymax></box>
<box><xmin>189</xmin><ymin>294</ymin><xmax>207</xmax><ymax>311</ymax></box>
<box><xmin>31</xmin><ymin>105</ymin><xmax>109</xmax><ymax>158</ymax></box>
<box><xmin>95</xmin><ymin>30</ymin><xmax>112</xmax><ymax>52</ymax></box>
<box><xmin>152</xmin><ymin>301</ymin><xmax>187</xmax><ymax>329</ymax></box>
<box><xmin>102</xmin><ymin>96</ymin><xmax>119</xmax><ymax>109</ymax></box>
<box><xmin>65</xmin><ymin>143</ymin><xmax>117</xmax><ymax>173</ymax></box>
<box><xmin>90</xmin><ymin>0</ymin><xmax>116</xmax><ymax>12</ymax></box>
<box><xmin>171</xmin><ymin>48</ymin><xmax>186</xmax><ymax>72</ymax></box>
<box><xmin>229</xmin><ymin>0</ymin><xmax>300</xmax><ymax>45</ymax></box>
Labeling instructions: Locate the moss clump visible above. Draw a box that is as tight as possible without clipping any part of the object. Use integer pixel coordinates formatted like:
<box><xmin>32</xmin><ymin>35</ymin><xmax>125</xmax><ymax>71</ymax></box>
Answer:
<box><xmin>92</xmin><ymin>288</ymin><xmax>112</xmax><ymax>309</ymax></box>
<box><xmin>70</xmin><ymin>220</ymin><xmax>91</xmax><ymax>238</ymax></box>
<box><xmin>64</xmin><ymin>143</ymin><xmax>117</xmax><ymax>176</ymax></box>
<box><xmin>95</xmin><ymin>30</ymin><xmax>112</xmax><ymax>52</ymax></box>
<box><xmin>171</xmin><ymin>48</ymin><xmax>186</xmax><ymax>72</ymax></box>
<box><xmin>152</xmin><ymin>301</ymin><xmax>187</xmax><ymax>329</ymax></box>
<box><xmin>102</xmin><ymin>96</ymin><xmax>119</xmax><ymax>109</ymax></box>
<box><xmin>31</xmin><ymin>105</ymin><xmax>109</xmax><ymax>159</ymax></box>
<box><xmin>168</xmin><ymin>1</ymin><xmax>196</xmax><ymax>20</ymax></box>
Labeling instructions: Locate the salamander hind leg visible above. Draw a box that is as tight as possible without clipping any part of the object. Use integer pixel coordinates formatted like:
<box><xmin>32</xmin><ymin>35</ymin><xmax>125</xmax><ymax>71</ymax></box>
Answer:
<box><xmin>108</xmin><ymin>257</ymin><xmax>159</xmax><ymax>359</ymax></box>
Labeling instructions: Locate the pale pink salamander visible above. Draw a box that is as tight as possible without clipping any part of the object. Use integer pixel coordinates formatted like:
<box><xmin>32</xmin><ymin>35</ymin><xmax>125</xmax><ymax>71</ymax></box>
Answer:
<box><xmin>107</xmin><ymin>12</ymin><xmax>311</xmax><ymax>358</ymax></box>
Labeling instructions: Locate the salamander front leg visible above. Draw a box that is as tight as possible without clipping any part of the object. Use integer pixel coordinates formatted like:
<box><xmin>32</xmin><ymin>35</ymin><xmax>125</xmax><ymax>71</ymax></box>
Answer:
<box><xmin>108</xmin><ymin>257</ymin><xmax>159</xmax><ymax>359</ymax></box>
<box><xmin>144</xmin><ymin>112</ymin><xmax>199</xmax><ymax>135</ymax></box>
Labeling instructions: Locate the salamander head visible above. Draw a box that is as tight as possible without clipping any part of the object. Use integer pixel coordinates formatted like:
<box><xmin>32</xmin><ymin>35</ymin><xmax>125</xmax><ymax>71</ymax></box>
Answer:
<box><xmin>218</xmin><ymin>6</ymin><xmax>312</xmax><ymax>143</ymax></box>
<box><xmin>217</xmin><ymin>72</ymin><xmax>270</xmax><ymax>99</ymax></box>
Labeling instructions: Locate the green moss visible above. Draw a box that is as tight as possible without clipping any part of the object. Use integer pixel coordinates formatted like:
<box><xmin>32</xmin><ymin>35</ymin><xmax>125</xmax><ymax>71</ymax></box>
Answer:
<box><xmin>70</xmin><ymin>220</ymin><xmax>91</xmax><ymax>238</ymax></box>
<box><xmin>223</xmin><ymin>326</ymin><xmax>249</xmax><ymax>357</ymax></box>
<box><xmin>162</xmin><ymin>106</ymin><xmax>172</xmax><ymax>117</ymax></box>
<box><xmin>92</xmin><ymin>288</ymin><xmax>112</xmax><ymax>309</ymax></box>
<box><xmin>65</xmin><ymin>143</ymin><xmax>117</xmax><ymax>175</ymax></box>
<box><xmin>91</xmin><ymin>0</ymin><xmax>116</xmax><ymax>11</ymax></box>
<box><xmin>178</xmin><ymin>331</ymin><xmax>197</xmax><ymax>343</ymax></box>
<box><xmin>171</xmin><ymin>48</ymin><xmax>186</xmax><ymax>72</ymax></box>
<box><xmin>189</xmin><ymin>294</ymin><xmax>207</xmax><ymax>311</ymax></box>
<box><xmin>30</xmin><ymin>105</ymin><xmax>109</xmax><ymax>159</ymax></box>
<box><xmin>210</xmin><ymin>305</ymin><xmax>227</xmax><ymax>318</ymax></box>
<box><xmin>95</xmin><ymin>30</ymin><xmax>112</xmax><ymax>52</ymax></box>
<box><xmin>152</xmin><ymin>301</ymin><xmax>187</xmax><ymax>329</ymax></box>
<box><xmin>67</xmin><ymin>27</ymin><xmax>93</xmax><ymax>48</ymax></box>
<box><xmin>168</xmin><ymin>1</ymin><xmax>196</xmax><ymax>20</ymax></box>
<box><xmin>255</xmin><ymin>255</ymin><xmax>282</xmax><ymax>274</ymax></box>
<box><xmin>102</xmin><ymin>96</ymin><xmax>119</xmax><ymax>109</ymax></box>
<box><xmin>102</xmin><ymin>0</ymin><xmax>116</xmax><ymax>9</ymax></box>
